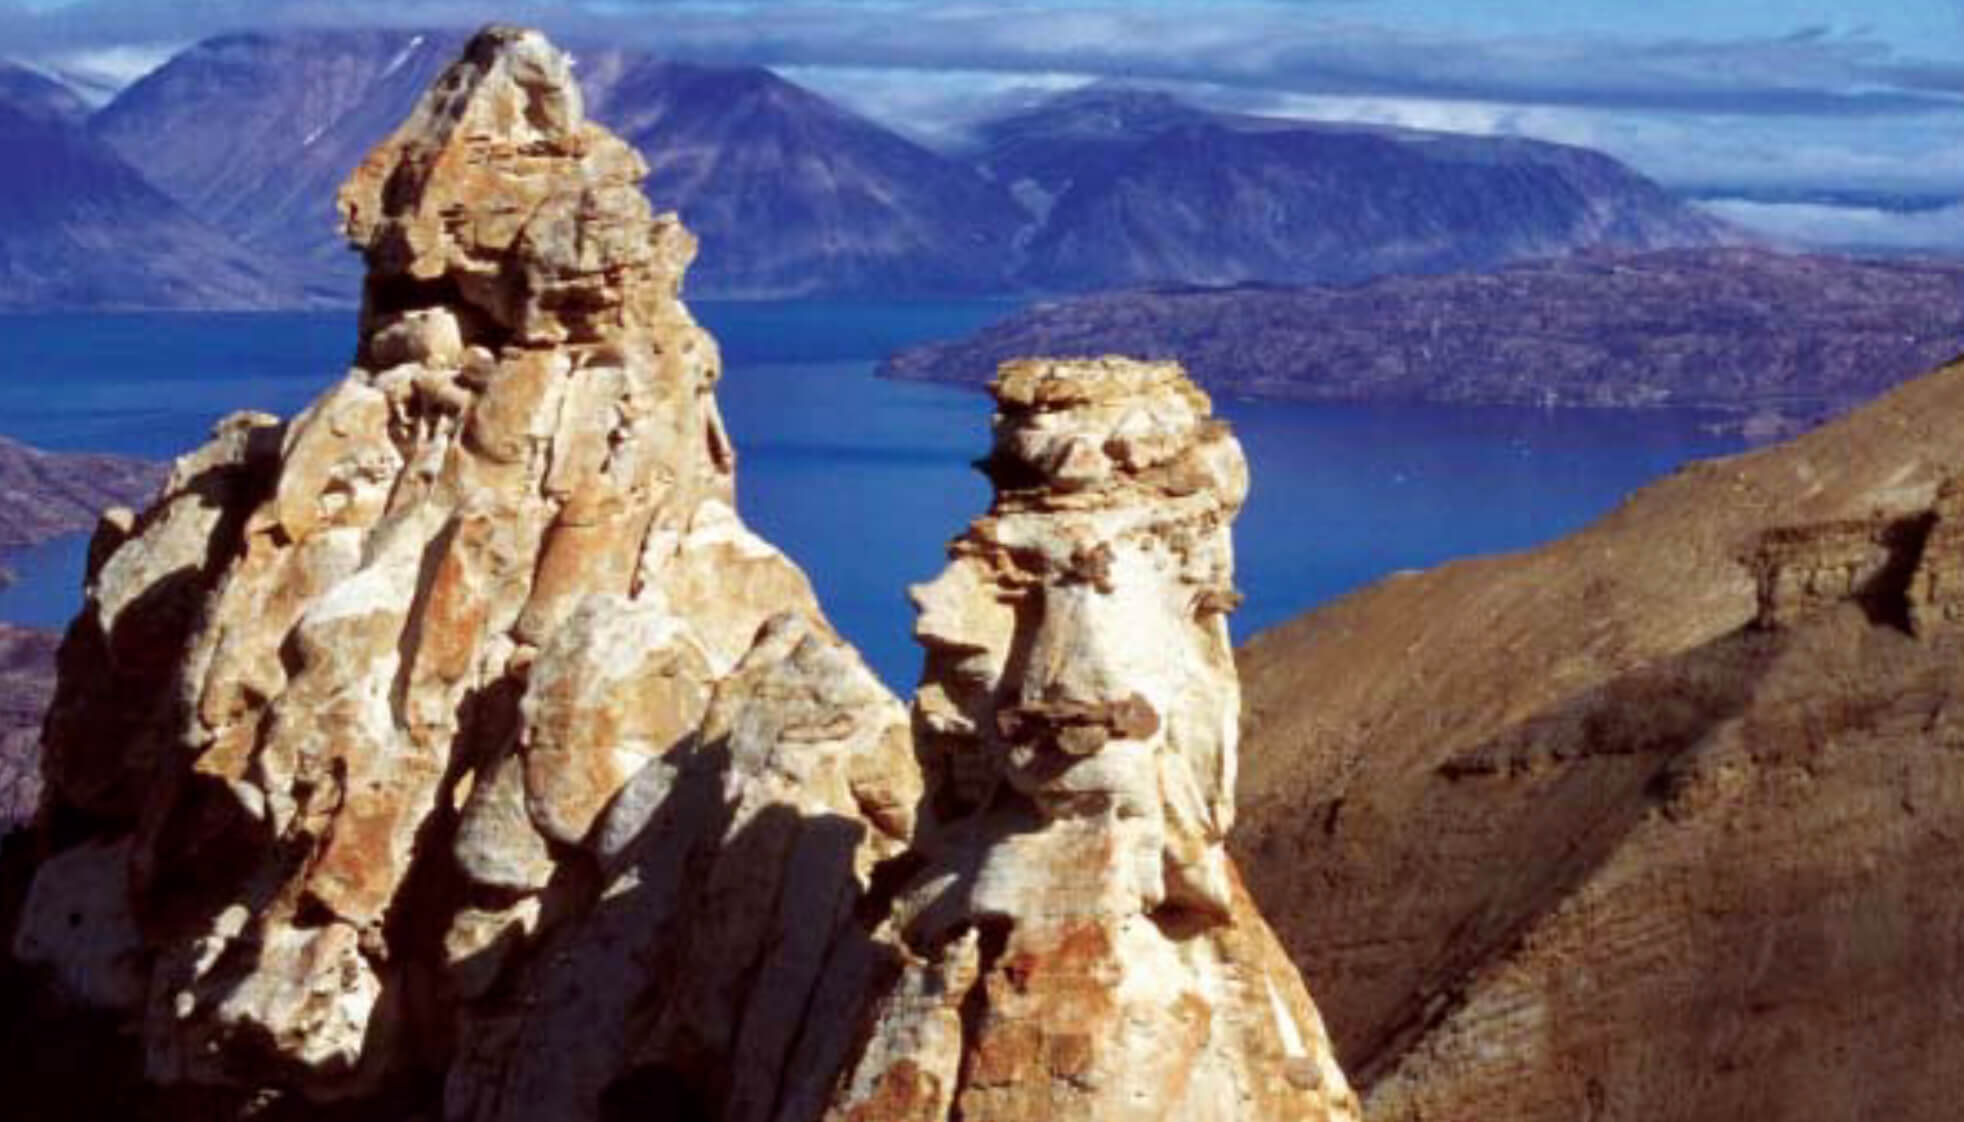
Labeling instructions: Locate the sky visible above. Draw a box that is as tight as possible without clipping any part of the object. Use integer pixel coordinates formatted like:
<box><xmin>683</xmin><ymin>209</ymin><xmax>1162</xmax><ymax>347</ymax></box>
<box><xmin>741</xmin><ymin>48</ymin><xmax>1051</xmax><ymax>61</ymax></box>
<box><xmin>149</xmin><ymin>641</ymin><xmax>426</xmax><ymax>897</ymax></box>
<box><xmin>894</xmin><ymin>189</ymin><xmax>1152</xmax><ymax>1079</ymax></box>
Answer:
<box><xmin>4</xmin><ymin>0</ymin><xmax>1962</xmax><ymax>244</ymax></box>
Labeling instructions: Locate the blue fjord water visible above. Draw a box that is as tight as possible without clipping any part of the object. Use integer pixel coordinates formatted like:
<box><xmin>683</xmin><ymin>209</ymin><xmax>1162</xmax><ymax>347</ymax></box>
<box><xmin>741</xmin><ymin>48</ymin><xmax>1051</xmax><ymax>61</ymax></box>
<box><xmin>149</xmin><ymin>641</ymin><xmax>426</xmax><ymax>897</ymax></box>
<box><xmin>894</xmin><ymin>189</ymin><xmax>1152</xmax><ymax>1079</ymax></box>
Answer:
<box><xmin>0</xmin><ymin>303</ymin><xmax>1743</xmax><ymax>688</ymax></box>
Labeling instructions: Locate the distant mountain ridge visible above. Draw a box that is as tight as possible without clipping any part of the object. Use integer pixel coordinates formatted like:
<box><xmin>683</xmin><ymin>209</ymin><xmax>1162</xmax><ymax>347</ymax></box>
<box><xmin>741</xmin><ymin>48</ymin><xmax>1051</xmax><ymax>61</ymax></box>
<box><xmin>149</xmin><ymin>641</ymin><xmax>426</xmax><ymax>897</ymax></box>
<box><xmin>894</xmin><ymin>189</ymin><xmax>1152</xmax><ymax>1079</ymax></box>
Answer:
<box><xmin>1682</xmin><ymin>185</ymin><xmax>1964</xmax><ymax>214</ymax></box>
<box><xmin>976</xmin><ymin>86</ymin><xmax>1741</xmax><ymax>289</ymax></box>
<box><xmin>0</xmin><ymin>63</ymin><xmax>88</xmax><ymax>124</ymax></box>
<box><xmin>2</xmin><ymin>30</ymin><xmax>1749</xmax><ymax>307</ymax></box>
<box><xmin>91</xmin><ymin>30</ymin><xmax>1029</xmax><ymax>300</ymax></box>
<box><xmin>577</xmin><ymin>54</ymin><xmax>1030</xmax><ymax>296</ymax></box>
<box><xmin>0</xmin><ymin>62</ymin><xmax>307</xmax><ymax>312</ymax></box>
<box><xmin>90</xmin><ymin>30</ymin><xmax>456</xmax><ymax>297</ymax></box>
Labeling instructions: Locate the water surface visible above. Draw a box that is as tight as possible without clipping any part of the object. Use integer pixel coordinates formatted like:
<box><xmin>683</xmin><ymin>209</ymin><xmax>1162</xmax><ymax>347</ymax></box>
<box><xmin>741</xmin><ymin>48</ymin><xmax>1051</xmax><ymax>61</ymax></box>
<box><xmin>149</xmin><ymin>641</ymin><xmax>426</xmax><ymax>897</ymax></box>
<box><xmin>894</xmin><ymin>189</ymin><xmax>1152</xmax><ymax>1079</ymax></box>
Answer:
<box><xmin>0</xmin><ymin>304</ymin><xmax>1743</xmax><ymax>686</ymax></box>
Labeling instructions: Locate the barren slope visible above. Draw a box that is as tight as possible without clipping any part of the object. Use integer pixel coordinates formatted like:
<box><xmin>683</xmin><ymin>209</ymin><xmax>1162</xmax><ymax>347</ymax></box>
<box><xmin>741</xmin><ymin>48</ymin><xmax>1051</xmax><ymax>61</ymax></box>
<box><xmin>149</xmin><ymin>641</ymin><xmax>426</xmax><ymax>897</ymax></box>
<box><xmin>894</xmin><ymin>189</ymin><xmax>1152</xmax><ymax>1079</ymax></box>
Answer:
<box><xmin>1234</xmin><ymin>354</ymin><xmax>1964</xmax><ymax>1120</ymax></box>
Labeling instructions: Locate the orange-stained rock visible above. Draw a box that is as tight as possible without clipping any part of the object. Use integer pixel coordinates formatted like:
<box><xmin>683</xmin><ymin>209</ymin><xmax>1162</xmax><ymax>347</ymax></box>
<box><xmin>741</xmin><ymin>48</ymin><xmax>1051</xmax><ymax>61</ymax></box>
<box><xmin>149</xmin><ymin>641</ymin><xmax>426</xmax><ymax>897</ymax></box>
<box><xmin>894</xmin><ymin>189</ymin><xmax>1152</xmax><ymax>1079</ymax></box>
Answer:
<box><xmin>8</xmin><ymin>27</ymin><xmax>1352</xmax><ymax>1122</ymax></box>
<box><xmin>824</xmin><ymin>358</ymin><xmax>1358</xmax><ymax>1122</ymax></box>
<box><xmin>13</xmin><ymin>26</ymin><xmax>903</xmax><ymax>1108</ymax></box>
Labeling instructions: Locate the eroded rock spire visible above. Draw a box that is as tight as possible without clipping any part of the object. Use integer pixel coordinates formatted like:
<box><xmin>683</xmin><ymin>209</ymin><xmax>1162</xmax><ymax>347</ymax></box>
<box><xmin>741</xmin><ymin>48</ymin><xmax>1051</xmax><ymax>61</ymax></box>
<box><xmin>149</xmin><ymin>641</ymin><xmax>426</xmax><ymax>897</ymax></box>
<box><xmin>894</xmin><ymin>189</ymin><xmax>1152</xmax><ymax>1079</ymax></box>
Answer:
<box><xmin>339</xmin><ymin>25</ymin><xmax>691</xmax><ymax>346</ymax></box>
<box><xmin>18</xmin><ymin>24</ymin><xmax>915</xmax><ymax>1105</ymax></box>
<box><xmin>826</xmin><ymin>358</ymin><xmax>1358</xmax><ymax>1121</ymax></box>
<box><xmin>10</xmin><ymin>27</ymin><xmax>1353</xmax><ymax>1122</ymax></box>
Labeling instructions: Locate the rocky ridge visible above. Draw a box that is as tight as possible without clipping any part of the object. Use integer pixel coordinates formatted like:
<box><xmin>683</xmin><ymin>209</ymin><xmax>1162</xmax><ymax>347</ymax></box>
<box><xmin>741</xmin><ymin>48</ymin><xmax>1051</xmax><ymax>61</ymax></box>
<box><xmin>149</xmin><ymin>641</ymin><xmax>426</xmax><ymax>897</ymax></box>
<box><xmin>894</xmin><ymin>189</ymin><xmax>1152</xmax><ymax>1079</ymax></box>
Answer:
<box><xmin>7</xmin><ymin>28</ymin><xmax>1351</xmax><ymax>1122</ymax></box>
<box><xmin>1233</xmin><ymin>348</ymin><xmax>1964</xmax><ymax>1119</ymax></box>
<box><xmin>0</xmin><ymin>435</ymin><xmax>164</xmax><ymax>549</ymax></box>
<box><xmin>882</xmin><ymin>248</ymin><xmax>1964</xmax><ymax>430</ymax></box>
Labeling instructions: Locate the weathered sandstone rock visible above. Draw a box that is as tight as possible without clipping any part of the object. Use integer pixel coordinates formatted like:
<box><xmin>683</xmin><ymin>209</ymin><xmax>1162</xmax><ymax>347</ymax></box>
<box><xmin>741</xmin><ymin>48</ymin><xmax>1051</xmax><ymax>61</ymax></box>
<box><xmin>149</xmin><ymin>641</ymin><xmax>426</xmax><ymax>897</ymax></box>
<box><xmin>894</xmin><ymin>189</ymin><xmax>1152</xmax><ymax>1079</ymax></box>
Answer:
<box><xmin>4</xmin><ymin>27</ymin><xmax>1351</xmax><ymax>1122</ymax></box>
<box><xmin>13</xmin><ymin>25</ymin><xmax>895</xmax><ymax>1109</ymax></box>
<box><xmin>825</xmin><ymin>358</ymin><xmax>1357</xmax><ymax>1122</ymax></box>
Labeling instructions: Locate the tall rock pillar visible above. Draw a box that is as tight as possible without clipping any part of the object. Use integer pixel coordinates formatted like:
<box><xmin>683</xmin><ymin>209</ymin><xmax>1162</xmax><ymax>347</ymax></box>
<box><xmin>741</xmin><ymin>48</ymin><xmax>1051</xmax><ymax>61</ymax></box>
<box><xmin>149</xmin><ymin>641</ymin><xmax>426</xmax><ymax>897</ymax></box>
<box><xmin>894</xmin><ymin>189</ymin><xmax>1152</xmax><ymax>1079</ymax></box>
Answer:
<box><xmin>826</xmin><ymin>358</ymin><xmax>1359</xmax><ymax>1122</ymax></box>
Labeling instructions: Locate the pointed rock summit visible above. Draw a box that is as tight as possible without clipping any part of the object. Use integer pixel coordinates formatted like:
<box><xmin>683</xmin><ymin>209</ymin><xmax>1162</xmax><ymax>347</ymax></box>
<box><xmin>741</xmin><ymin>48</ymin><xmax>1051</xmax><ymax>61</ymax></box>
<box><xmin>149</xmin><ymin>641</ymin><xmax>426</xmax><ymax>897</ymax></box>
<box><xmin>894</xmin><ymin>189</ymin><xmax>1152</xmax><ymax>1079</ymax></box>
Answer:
<box><xmin>338</xmin><ymin>25</ymin><xmax>691</xmax><ymax>345</ymax></box>
<box><xmin>10</xmin><ymin>28</ymin><xmax>1353</xmax><ymax>1122</ymax></box>
<box><xmin>23</xmin><ymin>23</ymin><xmax>900</xmax><ymax>1099</ymax></box>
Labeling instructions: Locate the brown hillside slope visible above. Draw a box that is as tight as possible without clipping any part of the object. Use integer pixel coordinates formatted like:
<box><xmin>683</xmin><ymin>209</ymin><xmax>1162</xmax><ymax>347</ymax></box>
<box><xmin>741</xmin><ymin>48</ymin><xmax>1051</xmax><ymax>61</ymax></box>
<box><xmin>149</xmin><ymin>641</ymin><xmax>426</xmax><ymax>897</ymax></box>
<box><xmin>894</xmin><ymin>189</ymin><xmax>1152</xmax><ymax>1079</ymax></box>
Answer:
<box><xmin>1234</xmin><ymin>353</ymin><xmax>1964</xmax><ymax>1120</ymax></box>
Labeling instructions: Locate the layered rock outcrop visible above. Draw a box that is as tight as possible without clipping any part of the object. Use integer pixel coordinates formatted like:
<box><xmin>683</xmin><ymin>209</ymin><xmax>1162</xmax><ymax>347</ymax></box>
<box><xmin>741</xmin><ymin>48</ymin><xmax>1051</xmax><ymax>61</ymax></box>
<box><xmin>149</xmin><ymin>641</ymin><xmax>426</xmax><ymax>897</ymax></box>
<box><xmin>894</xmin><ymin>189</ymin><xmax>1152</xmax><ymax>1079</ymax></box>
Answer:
<box><xmin>6</xmin><ymin>27</ymin><xmax>1350</xmax><ymax>1122</ymax></box>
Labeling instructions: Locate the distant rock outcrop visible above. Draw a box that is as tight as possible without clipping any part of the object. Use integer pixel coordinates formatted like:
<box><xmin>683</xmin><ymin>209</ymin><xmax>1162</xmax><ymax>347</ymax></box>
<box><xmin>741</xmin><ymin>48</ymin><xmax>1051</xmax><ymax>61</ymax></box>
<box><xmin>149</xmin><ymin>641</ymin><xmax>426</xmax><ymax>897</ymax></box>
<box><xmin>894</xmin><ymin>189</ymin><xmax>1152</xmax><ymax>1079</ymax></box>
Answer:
<box><xmin>883</xmin><ymin>247</ymin><xmax>1964</xmax><ymax>430</ymax></box>
<box><xmin>0</xmin><ymin>436</ymin><xmax>164</xmax><ymax>548</ymax></box>
<box><xmin>93</xmin><ymin>30</ymin><xmax>1027</xmax><ymax>301</ymax></box>
<box><xmin>1233</xmin><ymin>349</ymin><xmax>1964</xmax><ymax>1120</ymax></box>
<box><xmin>6</xmin><ymin>29</ymin><xmax>1350</xmax><ymax>1122</ymax></box>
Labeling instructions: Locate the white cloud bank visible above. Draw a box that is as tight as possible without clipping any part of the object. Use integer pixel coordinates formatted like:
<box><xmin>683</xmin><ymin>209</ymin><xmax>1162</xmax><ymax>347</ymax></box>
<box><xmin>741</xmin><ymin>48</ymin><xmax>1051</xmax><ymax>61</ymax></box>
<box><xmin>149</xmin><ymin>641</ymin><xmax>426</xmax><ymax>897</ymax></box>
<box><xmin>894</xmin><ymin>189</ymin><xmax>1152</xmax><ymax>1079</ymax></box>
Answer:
<box><xmin>1701</xmin><ymin>198</ymin><xmax>1964</xmax><ymax>253</ymax></box>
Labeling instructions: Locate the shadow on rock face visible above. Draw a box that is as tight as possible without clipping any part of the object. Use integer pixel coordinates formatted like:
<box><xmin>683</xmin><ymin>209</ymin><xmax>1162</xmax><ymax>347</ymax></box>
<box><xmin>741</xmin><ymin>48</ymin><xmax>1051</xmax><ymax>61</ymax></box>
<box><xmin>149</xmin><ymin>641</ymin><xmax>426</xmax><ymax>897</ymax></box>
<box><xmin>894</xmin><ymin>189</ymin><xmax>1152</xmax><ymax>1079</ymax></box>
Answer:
<box><xmin>443</xmin><ymin>735</ymin><xmax>903</xmax><ymax>1122</ymax></box>
<box><xmin>599</xmin><ymin>1063</ymin><xmax>715</xmax><ymax>1122</ymax></box>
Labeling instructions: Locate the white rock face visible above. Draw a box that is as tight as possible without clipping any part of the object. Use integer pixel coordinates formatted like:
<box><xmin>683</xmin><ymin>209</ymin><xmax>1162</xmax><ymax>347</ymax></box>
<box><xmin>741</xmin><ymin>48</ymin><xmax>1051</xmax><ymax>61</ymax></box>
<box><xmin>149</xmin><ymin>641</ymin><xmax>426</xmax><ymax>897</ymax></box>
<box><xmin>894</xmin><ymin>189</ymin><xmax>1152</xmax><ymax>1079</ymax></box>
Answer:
<box><xmin>22</xmin><ymin>24</ymin><xmax>909</xmax><ymax>1107</ymax></box>
<box><xmin>827</xmin><ymin>357</ymin><xmax>1358</xmax><ymax>1122</ymax></box>
<box><xmin>10</xmin><ymin>27</ymin><xmax>1354</xmax><ymax>1122</ymax></box>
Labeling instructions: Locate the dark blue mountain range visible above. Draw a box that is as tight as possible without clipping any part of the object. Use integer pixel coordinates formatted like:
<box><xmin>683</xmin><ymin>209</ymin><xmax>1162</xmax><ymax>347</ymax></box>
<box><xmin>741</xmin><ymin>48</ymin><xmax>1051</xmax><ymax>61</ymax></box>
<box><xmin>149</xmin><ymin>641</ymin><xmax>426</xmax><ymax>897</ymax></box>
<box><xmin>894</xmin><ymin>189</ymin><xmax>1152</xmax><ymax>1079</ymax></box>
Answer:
<box><xmin>0</xmin><ymin>61</ymin><xmax>304</xmax><ymax>311</ymax></box>
<box><xmin>978</xmin><ymin>86</ymin><xmax>1739</xmax><ymax>289</ymax></box>
<box><xmin>6</xmin><ymin>33</ymin><xmax>1740</xmax><ymax>307</ymax></box>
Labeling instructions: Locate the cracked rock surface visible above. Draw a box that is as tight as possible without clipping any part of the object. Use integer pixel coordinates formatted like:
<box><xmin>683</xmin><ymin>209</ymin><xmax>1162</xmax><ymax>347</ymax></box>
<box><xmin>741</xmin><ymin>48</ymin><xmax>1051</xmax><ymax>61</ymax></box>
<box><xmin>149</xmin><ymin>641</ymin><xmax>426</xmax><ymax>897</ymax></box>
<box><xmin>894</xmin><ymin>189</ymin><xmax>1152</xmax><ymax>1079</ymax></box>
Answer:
<box><xmin>6</xmin><ymin>26</ymin><xmax>1352</xmax><ymax>1122</ymax></box>
<box><xmin>827</xmin><ymin>357</ymin><xmax>1358</xmax><ymax>1122</ymax></box>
